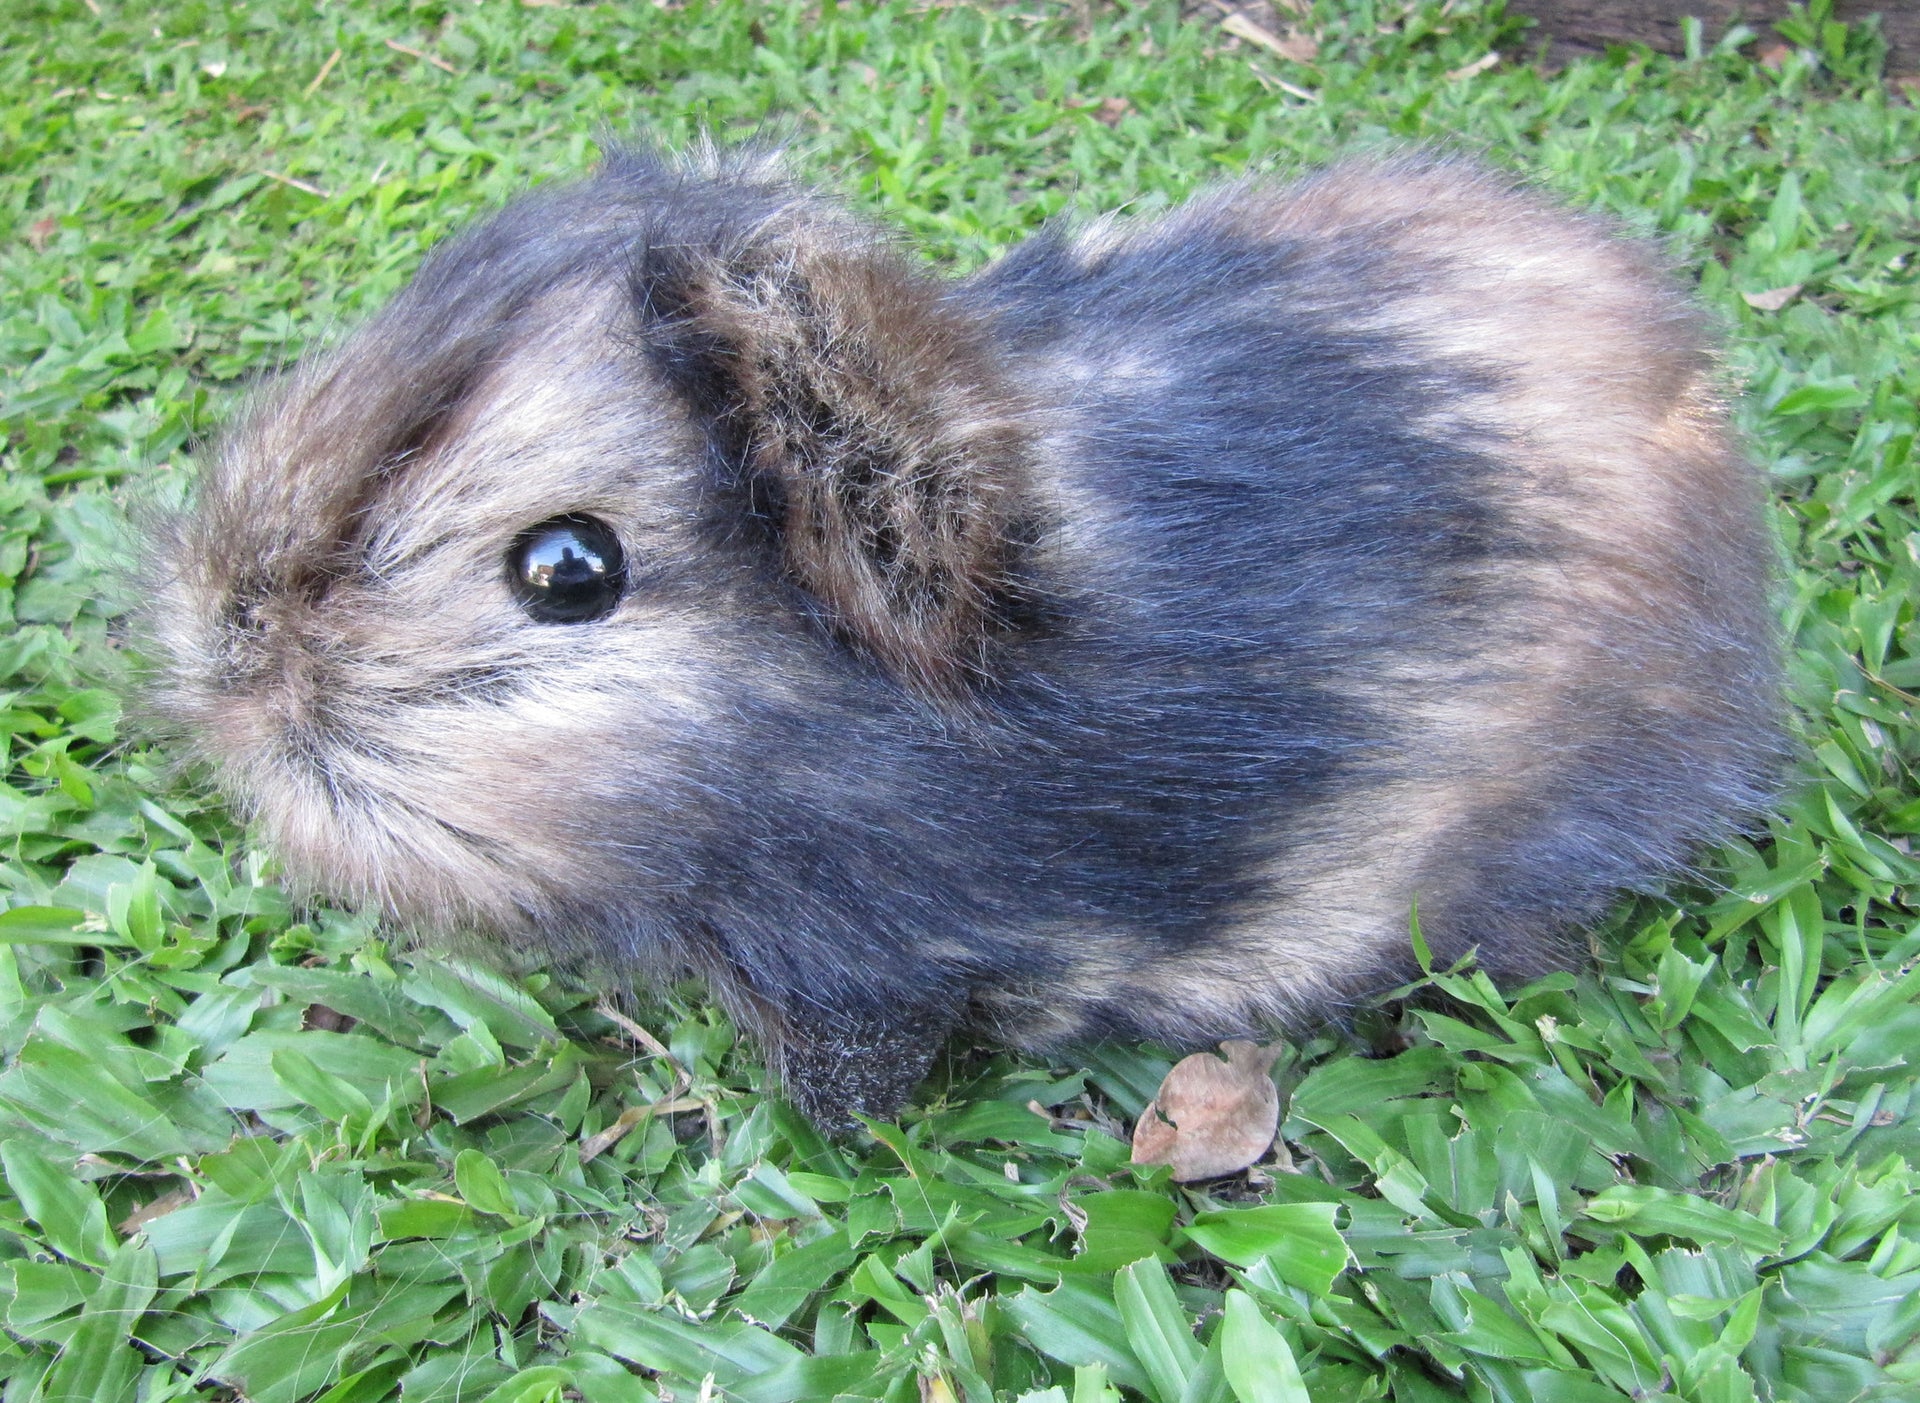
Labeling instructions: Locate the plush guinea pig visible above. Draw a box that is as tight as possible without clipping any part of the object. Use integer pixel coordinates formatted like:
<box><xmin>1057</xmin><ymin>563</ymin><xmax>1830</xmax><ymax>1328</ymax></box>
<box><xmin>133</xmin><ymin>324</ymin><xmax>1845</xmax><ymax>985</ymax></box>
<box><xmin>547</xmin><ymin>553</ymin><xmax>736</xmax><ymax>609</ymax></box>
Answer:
<box><xmin>145</xmin><ymin>146</ymin><xmax>1782</xmax><ymax>1127</ymax></box>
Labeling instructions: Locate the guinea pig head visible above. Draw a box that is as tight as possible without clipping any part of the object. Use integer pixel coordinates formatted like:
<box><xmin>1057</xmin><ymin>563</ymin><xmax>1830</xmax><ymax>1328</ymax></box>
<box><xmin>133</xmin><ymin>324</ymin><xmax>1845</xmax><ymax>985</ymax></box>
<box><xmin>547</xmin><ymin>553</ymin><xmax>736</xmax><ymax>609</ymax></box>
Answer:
<box><xmin>142</xmin><ymin>155</ymin><xmax>1036</xmax><ymax>967</ymax></box>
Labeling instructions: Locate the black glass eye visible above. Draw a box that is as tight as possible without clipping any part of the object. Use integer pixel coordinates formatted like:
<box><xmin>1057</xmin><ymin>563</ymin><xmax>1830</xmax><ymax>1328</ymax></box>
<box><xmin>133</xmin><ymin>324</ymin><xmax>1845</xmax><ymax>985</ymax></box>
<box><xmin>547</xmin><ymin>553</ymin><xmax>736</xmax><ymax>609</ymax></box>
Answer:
<box><xmin>508</xmin><ymin>515</ymin><xmax>627</xmax><ymax>624</ymax></box>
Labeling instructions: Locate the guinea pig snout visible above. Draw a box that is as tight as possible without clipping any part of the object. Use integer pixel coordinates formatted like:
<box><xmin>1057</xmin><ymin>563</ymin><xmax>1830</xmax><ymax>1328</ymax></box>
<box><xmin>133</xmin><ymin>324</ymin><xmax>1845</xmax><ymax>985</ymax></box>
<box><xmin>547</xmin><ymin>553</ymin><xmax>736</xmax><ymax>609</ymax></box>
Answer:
<box><xmin>211</xmin><ymin>583</ymin><xmax>334</xmax><ymax>712</ymax></box>
<box><xmin>181</xmin><ymin>598</ymin><xmax>481</xmax><ymax>918</ymax></box>
<box><xmin>171</xmin><ymin>558</ymin><xmax>381</xmax><ymax>793</ymax></box>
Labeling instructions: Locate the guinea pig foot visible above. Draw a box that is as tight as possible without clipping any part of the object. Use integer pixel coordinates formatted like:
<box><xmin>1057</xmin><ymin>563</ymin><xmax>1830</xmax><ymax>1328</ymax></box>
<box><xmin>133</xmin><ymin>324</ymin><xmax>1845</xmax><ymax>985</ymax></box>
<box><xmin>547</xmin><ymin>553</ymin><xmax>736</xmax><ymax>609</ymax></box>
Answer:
<box><xmin>772</xmin><ymin>1002</ymin><xmax>961</xmax><ymax>1133</ymax></box>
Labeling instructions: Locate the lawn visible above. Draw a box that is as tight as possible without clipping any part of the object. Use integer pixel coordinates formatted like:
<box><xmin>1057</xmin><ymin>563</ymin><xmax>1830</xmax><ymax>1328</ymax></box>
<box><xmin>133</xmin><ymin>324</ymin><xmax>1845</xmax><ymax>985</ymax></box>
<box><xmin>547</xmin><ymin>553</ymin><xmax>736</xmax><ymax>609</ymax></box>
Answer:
<box><xmin>1</xmin><ymin>0</ymin><xmax>1917</xmax><ymax>1399</ymax></box>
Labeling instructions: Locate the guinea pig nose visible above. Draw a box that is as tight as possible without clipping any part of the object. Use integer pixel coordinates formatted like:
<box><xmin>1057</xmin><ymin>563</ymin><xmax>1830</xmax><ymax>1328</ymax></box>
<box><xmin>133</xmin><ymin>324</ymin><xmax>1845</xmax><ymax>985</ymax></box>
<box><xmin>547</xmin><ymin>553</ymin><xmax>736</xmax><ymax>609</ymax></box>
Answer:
<box><xmin>507</xmin><ymin>515</ymin><xmax>627</xmax><ymax>624</ymax></box>
<box><xmin>222</xmin><ymin>570</ymin><xmax>273</xmax><ymax>635</ymax></box>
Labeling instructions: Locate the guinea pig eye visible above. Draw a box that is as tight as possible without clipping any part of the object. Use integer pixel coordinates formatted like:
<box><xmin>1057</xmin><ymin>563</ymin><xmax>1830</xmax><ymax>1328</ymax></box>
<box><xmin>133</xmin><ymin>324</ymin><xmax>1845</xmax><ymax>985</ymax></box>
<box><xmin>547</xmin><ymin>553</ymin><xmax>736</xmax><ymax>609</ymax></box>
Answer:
<box><xmin>508</xmin><ymin>515</ymin><xmax>627</xmax><ymax>624</ymax></box>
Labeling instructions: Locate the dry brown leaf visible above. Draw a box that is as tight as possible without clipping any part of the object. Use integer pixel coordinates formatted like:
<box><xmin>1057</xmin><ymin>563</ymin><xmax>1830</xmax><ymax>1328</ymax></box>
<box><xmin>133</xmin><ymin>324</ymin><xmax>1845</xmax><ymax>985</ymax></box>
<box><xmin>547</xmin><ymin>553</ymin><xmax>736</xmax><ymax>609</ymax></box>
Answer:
<box><xmin>578</xmin><ymin>1104</ymin><xmax>649</xmax><ymax>1163</ymax></box>
<box><xmin>1446</xmin><ymin>51</ymin><xmax>1501</xmax><ymax>81</ymax></box>
<box><xmin>1096</xmin><ymin>96</ymin><xmax>1133</xmax><ymax>125</ymax></box>
<box><xmin>1131</xmin><ymin>1039</ymin><xmax>1283</xmax><ymax>1181</ymax></box>
<box><xmin>25</xmin><ymin>216</ymin><xmax>56</xmax><ymax>251</ymax></box>
<box><xmin>301</xmin><ymin>1002</ymin><xmax>356</xmax><ymax>1033</ymax></box>
<box><xmin>1220</xmin><ymin>13</ymin><xmax>1318</xmax><ymax>64</ymax></box>
<box><xmin>1741</xmin><ymin>284</ymin><xmax>1803</xmax><ymax>311</ymax></box>
<box><xmin>118</xmin><ymin>1186</ymin><xmax>194</xmax><ymax>1234</ymax></box>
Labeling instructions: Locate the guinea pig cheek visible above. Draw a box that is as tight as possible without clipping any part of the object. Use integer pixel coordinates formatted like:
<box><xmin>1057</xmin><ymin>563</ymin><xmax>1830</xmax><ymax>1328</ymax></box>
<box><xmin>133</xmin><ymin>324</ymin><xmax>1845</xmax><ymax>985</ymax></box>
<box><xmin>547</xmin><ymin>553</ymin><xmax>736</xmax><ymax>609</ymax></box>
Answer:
<box><xmin>282</xmin><ymin>629</ymin><xmax>710</xmax><ymax>936</ymax></box>
<box><xmin>237</xmin><ymin>716</ymin><xmax>592</xmax><ymax>936</ymax></box>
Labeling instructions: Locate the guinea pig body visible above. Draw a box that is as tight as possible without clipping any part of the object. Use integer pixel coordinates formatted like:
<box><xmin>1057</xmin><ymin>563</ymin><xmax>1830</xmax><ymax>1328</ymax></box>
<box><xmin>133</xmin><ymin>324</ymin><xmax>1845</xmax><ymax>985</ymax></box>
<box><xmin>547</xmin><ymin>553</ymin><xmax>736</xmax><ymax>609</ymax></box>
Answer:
<box><xmin>145</xmin><ymin>149</ymin><xmax>1782</xmax><ymax>1125</ymax></box>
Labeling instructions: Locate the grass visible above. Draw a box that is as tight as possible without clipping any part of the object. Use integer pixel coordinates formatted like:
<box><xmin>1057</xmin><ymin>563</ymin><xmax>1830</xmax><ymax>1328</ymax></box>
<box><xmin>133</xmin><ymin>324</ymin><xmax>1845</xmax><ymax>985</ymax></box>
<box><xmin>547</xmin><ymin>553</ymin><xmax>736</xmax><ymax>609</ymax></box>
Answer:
<box><xmin>1</xmin><ymin>0</ymin><xmax>1917</xmax><ymax>1399</ymax></box>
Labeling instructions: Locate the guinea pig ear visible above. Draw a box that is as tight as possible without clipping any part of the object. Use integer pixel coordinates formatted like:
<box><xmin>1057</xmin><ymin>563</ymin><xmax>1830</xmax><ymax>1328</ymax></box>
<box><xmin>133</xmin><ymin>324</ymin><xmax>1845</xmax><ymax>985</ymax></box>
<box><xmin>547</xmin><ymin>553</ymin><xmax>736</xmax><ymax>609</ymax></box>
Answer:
<box><xmin>634</xmin><ymin>209</ymin><xmax>1034</xmax><ymax>693</ymax></box>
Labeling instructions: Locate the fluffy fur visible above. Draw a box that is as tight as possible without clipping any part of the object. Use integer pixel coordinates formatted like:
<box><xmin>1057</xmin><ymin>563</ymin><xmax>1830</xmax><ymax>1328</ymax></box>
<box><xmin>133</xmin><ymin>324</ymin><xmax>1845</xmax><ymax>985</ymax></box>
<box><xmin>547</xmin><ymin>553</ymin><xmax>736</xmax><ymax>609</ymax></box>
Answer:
<box><xmin>143</xmin><ymin>148</ymin><xmax>1783</xmax><ymax>1126</ymax></box>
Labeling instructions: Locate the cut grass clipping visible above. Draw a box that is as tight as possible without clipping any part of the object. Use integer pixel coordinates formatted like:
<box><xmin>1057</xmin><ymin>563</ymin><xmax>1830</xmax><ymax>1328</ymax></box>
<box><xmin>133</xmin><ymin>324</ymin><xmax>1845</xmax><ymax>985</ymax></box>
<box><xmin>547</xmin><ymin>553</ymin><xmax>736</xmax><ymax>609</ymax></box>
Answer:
<box><xmin>3</xmin><ymin>1</ymin><xmax>1918</xmax><ymax>1400</ymax></box>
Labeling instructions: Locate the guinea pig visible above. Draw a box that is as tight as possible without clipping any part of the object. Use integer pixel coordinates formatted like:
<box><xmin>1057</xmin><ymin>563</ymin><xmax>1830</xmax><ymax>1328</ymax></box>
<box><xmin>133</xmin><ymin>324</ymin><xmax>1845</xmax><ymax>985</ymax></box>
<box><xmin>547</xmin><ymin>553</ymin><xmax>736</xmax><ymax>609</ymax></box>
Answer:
<box><xmin>142</xmin><ymin>145</ymin><xmax>1783</xmax><ymax>1128</ymax></box>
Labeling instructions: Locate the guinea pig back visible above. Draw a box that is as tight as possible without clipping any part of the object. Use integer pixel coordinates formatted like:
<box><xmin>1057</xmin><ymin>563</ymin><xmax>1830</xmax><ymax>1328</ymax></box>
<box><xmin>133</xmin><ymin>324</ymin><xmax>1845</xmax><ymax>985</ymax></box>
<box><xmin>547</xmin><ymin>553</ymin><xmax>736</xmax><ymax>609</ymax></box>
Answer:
<box><xmin>143</xmin><ymin>148</ymin><xmax>1783</xmax><ymax>1127</ymax></box>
